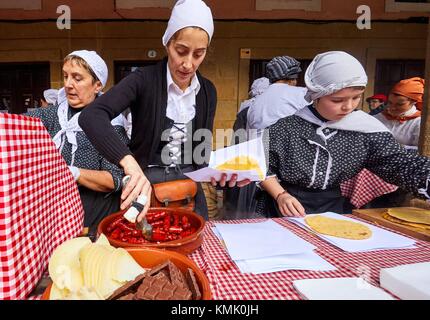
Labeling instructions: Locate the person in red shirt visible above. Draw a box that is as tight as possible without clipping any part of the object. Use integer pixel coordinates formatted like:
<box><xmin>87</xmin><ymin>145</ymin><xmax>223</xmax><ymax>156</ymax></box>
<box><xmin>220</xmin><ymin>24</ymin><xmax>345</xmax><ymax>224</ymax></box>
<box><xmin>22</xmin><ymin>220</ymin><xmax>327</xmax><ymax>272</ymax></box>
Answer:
<box><xmin>366</xmin><ymin>93</ymin><xmax>387</xmax><ymax>115</ymax></box>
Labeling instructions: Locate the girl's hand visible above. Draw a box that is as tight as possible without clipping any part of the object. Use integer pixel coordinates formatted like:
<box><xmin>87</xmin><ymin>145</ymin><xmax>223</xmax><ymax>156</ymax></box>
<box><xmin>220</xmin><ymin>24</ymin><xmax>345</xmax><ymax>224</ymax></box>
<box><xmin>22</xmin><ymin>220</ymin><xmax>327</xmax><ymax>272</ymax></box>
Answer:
<box><xmin>276</xmin><ymin>192</ymin><xmax>305</xmax><ymax>217</ymax></box>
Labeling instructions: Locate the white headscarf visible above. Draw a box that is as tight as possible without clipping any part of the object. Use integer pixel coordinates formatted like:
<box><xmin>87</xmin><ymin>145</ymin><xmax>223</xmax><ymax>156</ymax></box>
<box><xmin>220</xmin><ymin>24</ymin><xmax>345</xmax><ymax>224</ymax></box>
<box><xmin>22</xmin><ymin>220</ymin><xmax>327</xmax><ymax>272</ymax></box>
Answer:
<box><xmin>249</xmin><ymin>77</ymin><xmax>270</xmax><ymax>98</ymax></box>
<box><xmin>304</xmin><ymin>51</ymin><xmax>368</xmax><ymax>103</ymax></box>
<box><xmin>238</xmin><ymin>77</ymin><xmax>270</xmax><ymax>112</ymax></box>
<box><xmin>67</xmin><ymin>50</ymin><xmax>108</xmax><ymax>88</ymax></box>
<box><xmin>53</xmin><ymin>51</ymin><xmax>123</xmax><ymax>165</ymax></box>
<box><xmin>296</xmin><ymin>51</ymin><xmax>388</xmax><ymax>134</ymax></box>
<box><xmin>162</xmin><ymin>0</ymin><xmax>214</xmax><ymax>46</ymax></box>
<box><xmin>43</xmin><ymin>89</ymin><xmax>59</xmax><ymax>105</ymax></box>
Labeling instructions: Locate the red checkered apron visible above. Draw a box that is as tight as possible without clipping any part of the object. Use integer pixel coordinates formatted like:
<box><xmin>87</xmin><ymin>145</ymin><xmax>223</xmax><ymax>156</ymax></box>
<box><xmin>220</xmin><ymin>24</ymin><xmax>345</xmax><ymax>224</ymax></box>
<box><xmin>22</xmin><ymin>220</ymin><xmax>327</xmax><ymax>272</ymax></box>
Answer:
<box><xmin>0</xmin><ymin>113</ymin><xmax>84</xmax><ymax>300</ymax></box>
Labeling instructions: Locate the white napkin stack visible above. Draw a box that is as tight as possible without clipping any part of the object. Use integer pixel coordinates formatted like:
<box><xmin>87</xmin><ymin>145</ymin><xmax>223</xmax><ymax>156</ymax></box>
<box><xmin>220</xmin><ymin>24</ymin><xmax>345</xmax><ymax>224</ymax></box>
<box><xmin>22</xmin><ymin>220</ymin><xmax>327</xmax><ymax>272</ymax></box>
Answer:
<box><xmin>380</xmin><ymin>262</ymin><xmax>430</xmax><ymax>300</ymax></box>
<box><xmin>293</xmin><ymin>278</ymin><xmax>395</xmax><ymax>300</ymax></box>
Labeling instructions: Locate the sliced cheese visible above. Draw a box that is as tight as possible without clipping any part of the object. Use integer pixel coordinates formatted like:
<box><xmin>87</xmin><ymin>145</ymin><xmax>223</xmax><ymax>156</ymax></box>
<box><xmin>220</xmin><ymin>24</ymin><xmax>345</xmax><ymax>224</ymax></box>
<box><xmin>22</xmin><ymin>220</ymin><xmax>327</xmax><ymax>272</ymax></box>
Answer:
<box><xmin>48</xmin><ymin>237</ymin><xmax>91</xmax><ymax>291</ymax></box>
<box><xmin>49</xmin><ymin>236</ymin><xmax>146</xmax><ymax>300</ymax></box>
<box><xmin>49</xmin><ymin>283</ymin><xmax>69</xmax><ymax>300</ymax></box>
<box><xmin>64</xmin><ymin>286</ymin><xmax>104</xmax><ymax>300</ymax></box>
<box><xmin>111</xmin><ymin>248</ymin><xmax>146</xmax><ymax>283</ymax></box>
<box><xmin>95</xmin><ymin>234</ymin><xmax>112</xmax><ymax>247</ymax></box>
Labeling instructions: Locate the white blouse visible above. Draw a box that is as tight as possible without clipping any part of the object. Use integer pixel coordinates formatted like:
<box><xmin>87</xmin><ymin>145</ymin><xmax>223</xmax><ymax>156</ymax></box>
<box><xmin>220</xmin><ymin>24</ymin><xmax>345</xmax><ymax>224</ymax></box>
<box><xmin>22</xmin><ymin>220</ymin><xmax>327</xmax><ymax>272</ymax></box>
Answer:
<box><xmin>246</xmin><ymin>83</ymin><xmax>309</xmax><ymax>130</ymax></box>
<box><xmin>374</xmin><ymin>106</ymin><xmax>421</xmax><ymax>147</ymax></box>
<box><xmin>164</xmin><ymin>67</ymin><xmax>200</xmax><ymax>165</ymax></box>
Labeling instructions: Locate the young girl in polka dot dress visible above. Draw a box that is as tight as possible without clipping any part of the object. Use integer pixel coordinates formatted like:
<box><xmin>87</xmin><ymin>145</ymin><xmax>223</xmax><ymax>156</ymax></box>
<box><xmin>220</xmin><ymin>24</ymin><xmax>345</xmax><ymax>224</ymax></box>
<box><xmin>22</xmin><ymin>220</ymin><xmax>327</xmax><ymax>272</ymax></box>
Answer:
<box><xmin>257</xmin><ymin>51</ymin><xmax>430</xmax><ymax>217</ymax></box>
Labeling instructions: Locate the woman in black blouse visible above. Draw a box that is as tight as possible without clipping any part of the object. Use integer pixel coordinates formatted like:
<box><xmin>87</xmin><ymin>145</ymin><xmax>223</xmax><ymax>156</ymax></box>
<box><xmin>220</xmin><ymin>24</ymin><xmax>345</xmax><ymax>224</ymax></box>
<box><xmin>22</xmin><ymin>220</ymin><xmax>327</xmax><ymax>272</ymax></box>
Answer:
<box><xmin>80</xmin><ymin>0</ymin><xmax>249</xmax><ymax>221</ymax></box>
<box><xmin>258</xmin><ymin>51</ymin><xmax>430</xmax><ymax>217</ymax></box>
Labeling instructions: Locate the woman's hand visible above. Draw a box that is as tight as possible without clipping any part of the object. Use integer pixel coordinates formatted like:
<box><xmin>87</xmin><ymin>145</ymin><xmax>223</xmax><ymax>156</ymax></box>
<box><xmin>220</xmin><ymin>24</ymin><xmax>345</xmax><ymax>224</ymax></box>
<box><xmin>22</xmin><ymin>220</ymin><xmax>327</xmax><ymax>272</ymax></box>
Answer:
<box><xmin>210</xmin><ymin>173</ymin><xmax>251</xmax><ymax>188</ymax></box>
<box><xmin>119</xmin><ymin>155</ymin><xmax>151</xmax><ymax>221</ymax></box>
<box><xmin>276</xmin><ymin>191</ymin><xmax>305</xmax><ymax>217</ymax></box>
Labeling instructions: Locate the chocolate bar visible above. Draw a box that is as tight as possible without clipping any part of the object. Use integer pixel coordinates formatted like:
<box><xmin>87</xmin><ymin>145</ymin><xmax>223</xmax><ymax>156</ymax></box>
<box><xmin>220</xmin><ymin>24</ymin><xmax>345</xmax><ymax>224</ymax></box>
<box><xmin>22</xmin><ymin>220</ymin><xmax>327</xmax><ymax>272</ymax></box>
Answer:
<box><xmin>167</xmin><ymin>261</ymin><xmax>188</xmax><ymax>289</ymax></box>
<box><xmin>186</xmin><ymin>268</ymin><xmax>202</xmax><ymax>300</ymax></box>
<box><xmin>118</xmin><ymin>293</ymin><xmax>135</xmax><ymax>300</ymax></box>
<box><xmin>135</xmin><ymin>267</ymin><xmax>192</xmax><ymax>300</ymax></box>
<box><xmin>109</xmin><ymin>260</ymin><xmax>197</xmax><ymax>300</ymax></box>
<box><xmin>147</xmin><ymin>261</ymin><xmax>170</xmax><ymax>276</ymax></box>
<box><xmin>107</xmin><ymin>273</ymin><xmax>146</xmax><ymax>300</ymax></box>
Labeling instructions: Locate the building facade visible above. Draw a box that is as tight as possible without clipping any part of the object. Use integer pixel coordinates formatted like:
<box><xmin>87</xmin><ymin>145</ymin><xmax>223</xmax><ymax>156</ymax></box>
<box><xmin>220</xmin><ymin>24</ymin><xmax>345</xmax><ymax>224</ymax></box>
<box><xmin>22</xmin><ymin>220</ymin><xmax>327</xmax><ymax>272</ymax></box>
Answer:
<box><xmin>0</xmin><ymin>0</ymin><xmax>429</xmax><ymax>137</ymax></box>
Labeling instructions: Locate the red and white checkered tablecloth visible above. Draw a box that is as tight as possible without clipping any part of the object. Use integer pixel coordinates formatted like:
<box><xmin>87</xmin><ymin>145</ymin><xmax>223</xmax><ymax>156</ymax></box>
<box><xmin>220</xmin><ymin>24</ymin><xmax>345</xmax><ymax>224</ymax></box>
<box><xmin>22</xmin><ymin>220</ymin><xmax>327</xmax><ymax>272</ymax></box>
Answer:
<box><xmin>340</xmin><ymin>169</ymin><xmax>398</xmax><ymax>208</ymax></box>
<box><xmin>323</xmin><ymin>214</ymin><xmax>430</xmax><ymax>286</ymax></box>
<box><xmin>0</xmin><ymin>113</ymin><xmax>84</xmax><ymax>300</ymax></box>
<box><xmin>191</xmin><ymin>219</ymin><xmax>358</xmax><ymax>300</ymax></box>
<box><xmin>189</xmin><ymin>216</ymin><xmax>430</xmax><ymax>300</ymax></box>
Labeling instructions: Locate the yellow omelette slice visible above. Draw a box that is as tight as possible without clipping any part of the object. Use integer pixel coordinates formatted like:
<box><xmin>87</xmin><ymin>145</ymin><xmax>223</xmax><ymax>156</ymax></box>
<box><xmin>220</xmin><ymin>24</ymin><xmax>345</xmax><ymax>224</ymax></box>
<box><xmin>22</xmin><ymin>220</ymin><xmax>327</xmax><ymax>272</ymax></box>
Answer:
<box><xmin>305</xmin><ymin>215</ymin><xmax>372</xmax><ymax>240</ymax></box>
<box><xmin>387</xmin><ymin>208</ymin><xmax>430</xmax><ymax>226</ymax></box>
<box><xmin>216</xmin><ymin>156</ymin><xmax>264</xmax><ymax>180</ymax></box>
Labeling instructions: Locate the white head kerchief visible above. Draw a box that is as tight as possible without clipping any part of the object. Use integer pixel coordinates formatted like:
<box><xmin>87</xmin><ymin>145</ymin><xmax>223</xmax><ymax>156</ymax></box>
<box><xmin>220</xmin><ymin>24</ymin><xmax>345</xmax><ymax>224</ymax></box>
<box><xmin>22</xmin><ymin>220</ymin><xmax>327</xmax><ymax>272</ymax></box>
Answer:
<box><xmin>239</xmin><ymin>77</ymin><xmax>270</xmax><ymax>112</ymax></box>
<box><xmin>43</xmin><ymin>89</ymin><xmax>59</xmax><ymax>105</ymax></box>
<box><xmin>304</xmin><ymin>51</ymin><xmax>368</xmax><ymax>103</ymax></box>
<box><xmin>67</xmin><ymin>50</ymin><xmax>108</xmax><ymax>88</ymax></box>
<box><xmin>162</xmin><ymin>0</ymin><xmax>214</xmax><ymax>46</ymax></box>
<box><xmin>249</xmin><ymin>77</ymin><xmax>270</xmax><ymax>98</ymax></box>
<box><xmin>53</xmin><ymin>88</ymin><xmax>125</xmax><ymax>165</ymax></box>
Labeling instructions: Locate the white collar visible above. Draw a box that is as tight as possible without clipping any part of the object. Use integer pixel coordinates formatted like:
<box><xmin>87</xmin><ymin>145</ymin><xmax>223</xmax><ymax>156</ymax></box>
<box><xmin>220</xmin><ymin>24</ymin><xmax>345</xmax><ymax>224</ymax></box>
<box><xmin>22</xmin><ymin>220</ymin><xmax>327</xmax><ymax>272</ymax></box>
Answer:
<box><xmin>166</xmin><ymin>66</ymin><xmax>200</xmax><ymax>95</ymax></box>
<box><xmin>52</xmin><ymin>88</ymin><xmax>126</xmax><ymax>166</ymax></box>
<box><xmin>295</xmin><ymin>106</ymin><xmax>390</xmax><ymax>134</ymax></box>
<box><xmin>52</xmin><ymin>88</ymin><xmax>82</xmax><ymax>166</ymax></box>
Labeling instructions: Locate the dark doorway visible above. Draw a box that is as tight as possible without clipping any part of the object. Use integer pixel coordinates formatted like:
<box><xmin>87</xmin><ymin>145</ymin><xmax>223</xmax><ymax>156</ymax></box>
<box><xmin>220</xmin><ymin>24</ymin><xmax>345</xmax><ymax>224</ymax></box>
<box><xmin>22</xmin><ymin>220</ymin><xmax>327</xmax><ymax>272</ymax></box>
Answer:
<box><xmin>249</xmin><ymin>58</ymin><xmax>312</xmax><ymax>92</ymax></box>
<box><xmin>374</xmin><ymin>59</ymin><xmax>425</xmax><ymax>96</ymax></box>
<box><xmin>114</xmin><ymin>60</ymin><xmax>160</xmax><ymax>84</ymax></box>
<box><xmin>0</xmin><ymin>63</ymin><xmax>50</xmax><ymax>114</ymax></box>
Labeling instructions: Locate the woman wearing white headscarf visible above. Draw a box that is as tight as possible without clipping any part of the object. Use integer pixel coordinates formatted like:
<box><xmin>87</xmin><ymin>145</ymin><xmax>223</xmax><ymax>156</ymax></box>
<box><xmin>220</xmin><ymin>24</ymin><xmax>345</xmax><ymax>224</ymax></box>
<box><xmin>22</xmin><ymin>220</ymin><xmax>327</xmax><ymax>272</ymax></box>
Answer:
<box><xmin>80</xmin><ymin>0</ymin><xmax>249</xmax><ymax>221</ymax></box>
<box><xmin>41</xmin><ymin>88</ymin><xmax>59</xmax><ymax>107</ymax></box>
<box><xmin>256</xmin><ymin>51</ymin><xmax>430</xmax><ymax>217</ymax></box>
<box><xmin>27</xmin><ymin>50</ymin><xmax>129</xmax><ymax>236</ymax></box>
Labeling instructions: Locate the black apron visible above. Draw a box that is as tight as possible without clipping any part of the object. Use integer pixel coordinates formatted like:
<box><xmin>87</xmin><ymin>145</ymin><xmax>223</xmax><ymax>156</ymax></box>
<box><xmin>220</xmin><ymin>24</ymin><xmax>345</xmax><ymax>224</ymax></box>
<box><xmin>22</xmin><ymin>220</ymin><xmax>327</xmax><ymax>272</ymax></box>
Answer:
<box><xmin>81</xmin><ymin>187</ymin><xmax>121</xmax><ymax>239</ymax></box>
<box><xmin>261</xmin><ymin>183</ymin><xmax>345</xmax><ymax>218</ymax></box>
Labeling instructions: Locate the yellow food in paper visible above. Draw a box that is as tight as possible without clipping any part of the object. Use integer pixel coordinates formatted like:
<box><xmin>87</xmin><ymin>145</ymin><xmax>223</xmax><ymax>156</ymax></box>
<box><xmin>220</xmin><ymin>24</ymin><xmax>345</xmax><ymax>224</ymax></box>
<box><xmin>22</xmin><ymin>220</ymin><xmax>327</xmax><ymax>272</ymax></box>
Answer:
<box><xmin>216</xmin><ymin>156</ymin><xmax>264</xmax><ymax>180</ymax></box>
<box><xmin>387</xmin><ymin>208</ymin><xmax>430</xmax><ymax>226</ymax></box>
<box><xmin>305</xmin><ymin>215</ymin><xmax>372</xmax><ymax>240</ymax></box>
<box><xmin>48</xmin><ymin>234</ymin><xmax>146</xmax><ymax>300</ymax></box>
